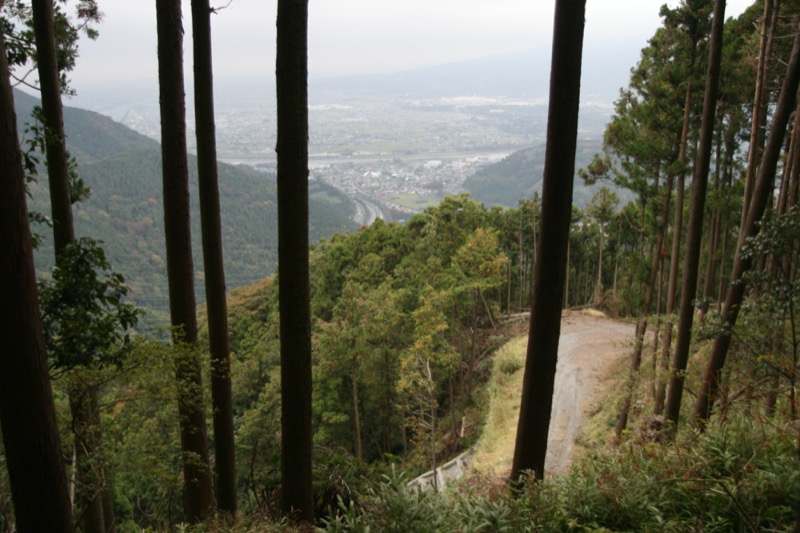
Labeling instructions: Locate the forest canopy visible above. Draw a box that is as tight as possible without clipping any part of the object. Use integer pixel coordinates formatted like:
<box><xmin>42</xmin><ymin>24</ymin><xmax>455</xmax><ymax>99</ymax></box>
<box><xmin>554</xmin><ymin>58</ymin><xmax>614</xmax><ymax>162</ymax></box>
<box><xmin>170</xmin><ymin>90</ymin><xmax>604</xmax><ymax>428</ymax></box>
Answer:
<box><xmin>1</xmin><ymin>0</ymin><xmax>800</xmax><ymax>531</ymax></box>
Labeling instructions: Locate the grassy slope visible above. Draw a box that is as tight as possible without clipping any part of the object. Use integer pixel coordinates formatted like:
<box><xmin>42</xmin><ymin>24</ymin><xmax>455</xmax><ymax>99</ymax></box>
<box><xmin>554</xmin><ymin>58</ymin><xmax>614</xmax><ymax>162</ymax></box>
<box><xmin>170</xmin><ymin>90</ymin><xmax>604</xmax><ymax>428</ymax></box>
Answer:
<box><xmin>471</xmin><ymin>335</ymin><xmax>528</xmax><ymax>476</ymax></box>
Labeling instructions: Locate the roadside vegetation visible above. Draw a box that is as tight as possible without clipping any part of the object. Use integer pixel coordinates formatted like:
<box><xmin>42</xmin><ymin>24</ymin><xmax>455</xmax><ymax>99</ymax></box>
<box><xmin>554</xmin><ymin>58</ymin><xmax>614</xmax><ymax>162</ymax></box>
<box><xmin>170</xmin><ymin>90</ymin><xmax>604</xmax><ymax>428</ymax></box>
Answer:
<box><xmin>2</xmin><ymin>0</ymin><xmax>800</xmax><ymax>531</ymax></box>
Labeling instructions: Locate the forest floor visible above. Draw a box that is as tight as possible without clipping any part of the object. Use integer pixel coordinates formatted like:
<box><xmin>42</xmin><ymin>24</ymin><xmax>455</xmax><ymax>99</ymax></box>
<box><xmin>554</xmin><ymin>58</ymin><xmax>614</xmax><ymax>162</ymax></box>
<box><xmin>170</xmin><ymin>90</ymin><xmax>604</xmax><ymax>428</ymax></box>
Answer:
<box><xmin>472</xmin><ymin>310</ymin><xmax>635</xmax><ymax>477</ymax></box>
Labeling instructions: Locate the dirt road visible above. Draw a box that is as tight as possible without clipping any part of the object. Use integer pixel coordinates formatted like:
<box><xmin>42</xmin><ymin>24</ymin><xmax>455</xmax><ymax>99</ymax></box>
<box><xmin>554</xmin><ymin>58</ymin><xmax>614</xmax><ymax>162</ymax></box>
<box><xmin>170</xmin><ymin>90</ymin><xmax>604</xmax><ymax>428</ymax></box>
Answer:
<box><xmin>471</xmin><ymin>311</ymin><xmax>635</xmax><ymax>478</ymax></box>
<box><xmin>544</xmin><ymin>312</ymin><xmax>634</xmax><ymax>475</ymax></box>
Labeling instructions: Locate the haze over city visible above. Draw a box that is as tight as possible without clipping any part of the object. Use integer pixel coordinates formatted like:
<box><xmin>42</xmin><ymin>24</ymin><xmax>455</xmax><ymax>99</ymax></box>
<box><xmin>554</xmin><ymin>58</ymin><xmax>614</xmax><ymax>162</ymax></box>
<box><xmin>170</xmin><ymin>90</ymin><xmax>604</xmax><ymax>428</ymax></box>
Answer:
<box><xmin>65</xmin><ymin>0</ymin><xmax>752</xmax><ymax>93</ymax></box>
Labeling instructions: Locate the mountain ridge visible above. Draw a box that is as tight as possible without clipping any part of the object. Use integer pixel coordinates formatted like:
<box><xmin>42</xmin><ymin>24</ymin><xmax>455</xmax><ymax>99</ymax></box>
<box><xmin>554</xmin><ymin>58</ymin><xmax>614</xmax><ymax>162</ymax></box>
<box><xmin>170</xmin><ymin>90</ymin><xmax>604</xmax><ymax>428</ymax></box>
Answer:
<box><xmin>15</xmin><ymin>88</ymin><xmax>356</xmax><ymax>331</ymax></box>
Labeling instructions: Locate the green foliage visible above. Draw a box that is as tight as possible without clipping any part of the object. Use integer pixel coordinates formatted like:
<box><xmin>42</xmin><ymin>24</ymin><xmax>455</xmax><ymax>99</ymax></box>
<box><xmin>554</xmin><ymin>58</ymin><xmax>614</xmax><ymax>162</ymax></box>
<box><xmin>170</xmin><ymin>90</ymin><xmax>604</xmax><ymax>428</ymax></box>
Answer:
<box><xmin>99</xmin><ymin>340</ymin><xmax>188</xmax><ymax>529</ymax></box>
<box><xmin>526</xmin><ymin>416</ymin><xmax>799</xmax><ymax>531</ymax></box>
<box><xmin>39</xmin><ymin>237</ymin><xmax>138</xmax><ymax>371</ymax></box>
<box><xmin>463</xmin><ymin>140</ymin><xmax>616</xmax><ymax>208</ymax></box>
<box><xmin>13</xmin><ymin>90</ymin><xmax>356</xmax><ymax>331</ymax></box>
<box><xmin>497</xmin><ymin>355</ymin><xmax>522</xmax><ymax>376</ymax></box>
<box><xmin>1</xmin><ymin>1</ymin><xmax>101</xmax><ymax>94</ymax></box>
<box><xmin>324</xmin><ymin>468</ymin><xmax>456</xmax><ymax>533</ymax></box>
<box><xmin>324</xmin><ymin>416</ymin><xmax>799</xmax><ymax>532</ymax></box>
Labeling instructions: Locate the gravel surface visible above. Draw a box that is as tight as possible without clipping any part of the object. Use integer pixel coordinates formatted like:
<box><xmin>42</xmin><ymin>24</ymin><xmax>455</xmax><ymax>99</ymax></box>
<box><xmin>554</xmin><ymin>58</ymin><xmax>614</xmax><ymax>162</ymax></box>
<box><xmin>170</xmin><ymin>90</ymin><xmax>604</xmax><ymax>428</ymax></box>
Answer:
<box><xmin>544</xmin><ymin>312</ymin><xmax>634</xmax><ymax>475</ymax></box>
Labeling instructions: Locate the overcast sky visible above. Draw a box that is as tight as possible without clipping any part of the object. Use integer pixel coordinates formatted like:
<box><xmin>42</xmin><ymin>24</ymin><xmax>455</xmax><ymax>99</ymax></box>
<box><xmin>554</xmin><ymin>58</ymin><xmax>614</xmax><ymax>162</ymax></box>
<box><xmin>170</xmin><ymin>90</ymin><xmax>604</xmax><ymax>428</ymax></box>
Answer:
<box><xmin>66</xmin><ymin>0</ymin><xmax>754</xmax><ymax>93</ymax></box>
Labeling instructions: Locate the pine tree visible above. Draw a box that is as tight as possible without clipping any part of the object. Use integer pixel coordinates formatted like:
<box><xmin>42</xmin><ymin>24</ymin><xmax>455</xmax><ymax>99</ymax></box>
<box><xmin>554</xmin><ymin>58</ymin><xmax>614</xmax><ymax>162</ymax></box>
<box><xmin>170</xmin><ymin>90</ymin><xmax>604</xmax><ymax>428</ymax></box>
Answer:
<box><xmin>694</xmin><ymin>21</ymin><xmax>800</xmax><ymax>425</ymax></box>
<box><xmin>664</xmin><ymin>0</ymin><xmax>726</xmax><ymax>431</ymax></box>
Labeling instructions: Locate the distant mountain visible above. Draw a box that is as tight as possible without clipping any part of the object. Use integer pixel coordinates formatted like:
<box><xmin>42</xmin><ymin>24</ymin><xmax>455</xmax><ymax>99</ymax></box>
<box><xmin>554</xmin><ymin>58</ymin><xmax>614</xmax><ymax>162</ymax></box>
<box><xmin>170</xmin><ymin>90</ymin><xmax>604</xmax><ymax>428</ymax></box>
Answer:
<box><xmin>70</xmin><ymin>46</ymin><xmax>626</xmax><ymax>117</ymax></box>
<box><xmin>310</xmin><ymin>51</ymin><xmax>550</xmax><ymax>101</ymax></box>
<box><xmin>16</xmin><ymin>89</ymin><xmax>356</xmax><ymax>329</ymax></box>
<box><xmin>14</xmin><ymin>89</ymin><xmax>158</xmax><ymax>161</ymax></box>
<box><xmin>463</xmin><ymin>140</ymin><xmax>617</xmax><ymax>208</ymax></box>
<box><xmin>310</xmin><ymin>46</ymin><xmax>633</xmax><ymax>103</ymax></box>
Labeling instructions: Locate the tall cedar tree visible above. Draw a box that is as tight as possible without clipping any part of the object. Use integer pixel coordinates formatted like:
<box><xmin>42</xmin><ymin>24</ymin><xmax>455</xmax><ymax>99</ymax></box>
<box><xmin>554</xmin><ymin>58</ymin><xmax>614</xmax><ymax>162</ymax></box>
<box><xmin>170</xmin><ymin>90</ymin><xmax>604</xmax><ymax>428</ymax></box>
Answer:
<box><xmin>30</xmin><ymin>1</ymin><xmax>110</xmax><ymax>530</ymax></box>
<box><xmin>694</xmin><ymin>22</ymin><xmax>800</xmax><ymax>424</ymax></box>
<box><xmin>190</xmin><ymin>0</ymin><xmax>236</xmax><ymax>517</ymax></box>
<box><xmin>511</xmin><ymin>0</ymin><xmax>585</xmax><ymax>482</ymax></box>
<box><xmin>664</xmin><ymin>0</ymin><xmax>726</xmax><ymax>430</ymax></box>
<box><xmin>0</xmin><ymin>25</ymin><xmax>73</xmax><ymax>533</ymax></box>
<box><xmin>276</xmin><ymin>0</ymin><xmax>314</xmax><ymax>520</ymax></box>
<box><xmin>155</xmin><ymin>0</ymin><xmax>215</xmax><ymax>522</ymax></box>
<box><xmin>30</xmin><ymin>0</ymin><xmax>73</xmax><ymax>253</ymax></box>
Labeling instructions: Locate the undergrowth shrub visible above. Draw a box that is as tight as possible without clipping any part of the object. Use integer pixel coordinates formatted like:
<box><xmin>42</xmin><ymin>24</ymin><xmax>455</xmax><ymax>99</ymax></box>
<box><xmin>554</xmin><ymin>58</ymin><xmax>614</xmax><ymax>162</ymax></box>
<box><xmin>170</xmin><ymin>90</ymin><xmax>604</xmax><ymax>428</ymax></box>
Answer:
<box><xmin>517</xmin><ymin>414</ymin><xmax>800</xmax><ymax>532</ymax></box>
<box><xmin>498</xmin><ymin>355</ymin><xmax>523</xmax><ymax>376</ymax></box>
<box><xmin>325</xmin><ymin>415</ymin><xmax>799</xmax><ymax>532</ymax></box>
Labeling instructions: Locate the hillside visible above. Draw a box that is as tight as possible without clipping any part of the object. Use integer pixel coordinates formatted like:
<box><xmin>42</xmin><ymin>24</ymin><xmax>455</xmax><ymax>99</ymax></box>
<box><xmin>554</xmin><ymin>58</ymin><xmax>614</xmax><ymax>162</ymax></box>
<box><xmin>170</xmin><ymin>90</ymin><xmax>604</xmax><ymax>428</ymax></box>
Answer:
<box><xmin>16</xmin><ymin>89</ymin><xmax>357</xmax><ymax>328</ymax></box>
<box><xmin>463</xmin><ymin>140</ymin><xmax>611</xmax><ymax>207</ymax></box>
<box><xmin>14</xmin><ymin>88</ymin><xmax>159</xmax><ymax>162</ymax></box>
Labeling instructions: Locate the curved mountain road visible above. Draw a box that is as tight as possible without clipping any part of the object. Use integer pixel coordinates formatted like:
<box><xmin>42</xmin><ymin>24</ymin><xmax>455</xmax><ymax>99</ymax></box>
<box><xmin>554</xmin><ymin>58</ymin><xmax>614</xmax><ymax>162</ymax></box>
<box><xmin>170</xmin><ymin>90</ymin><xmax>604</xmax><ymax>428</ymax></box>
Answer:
<box><xmin>544</xmin><ymin>313</ymin><xmax>634</xmax><ymax>475</ymax></box>
<box><xmin>467</xmin><ymin>312</ymin><xmax>635</xmax><ymax>481</ymax></box>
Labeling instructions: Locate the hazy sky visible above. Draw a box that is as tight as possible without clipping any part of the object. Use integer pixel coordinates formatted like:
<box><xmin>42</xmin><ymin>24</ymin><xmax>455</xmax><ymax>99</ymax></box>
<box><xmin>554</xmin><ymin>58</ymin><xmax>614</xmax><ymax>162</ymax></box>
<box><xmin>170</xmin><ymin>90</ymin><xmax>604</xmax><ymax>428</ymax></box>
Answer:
<box><xmin>67</xmin><ymin>0</ymin><xmax>754</xmax><ymax>92</ymax></box>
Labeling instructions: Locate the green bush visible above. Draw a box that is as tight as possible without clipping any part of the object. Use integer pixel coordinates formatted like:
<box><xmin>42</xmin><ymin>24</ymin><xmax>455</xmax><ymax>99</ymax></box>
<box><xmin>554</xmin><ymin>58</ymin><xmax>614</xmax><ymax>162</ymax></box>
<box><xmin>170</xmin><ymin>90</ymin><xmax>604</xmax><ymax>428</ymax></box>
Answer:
<box><xmin>325</xmin><ymin>416</ymin><xmax>799</xmax><ymax>532</ymax></box>
<box><xmin>498</xmin><ymin>355</ymin><xmax>523</xmax><ymax>376</ymax></box>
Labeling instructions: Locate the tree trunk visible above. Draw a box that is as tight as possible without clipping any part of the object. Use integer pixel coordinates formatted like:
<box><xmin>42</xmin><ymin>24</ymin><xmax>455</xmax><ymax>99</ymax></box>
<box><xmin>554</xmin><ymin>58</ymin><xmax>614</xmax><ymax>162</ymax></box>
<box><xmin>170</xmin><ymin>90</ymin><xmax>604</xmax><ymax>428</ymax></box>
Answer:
<box><xmin>511</xmin><ymin>0</ymin><xmax>585</xmax><ymax>483</ymax></box>
<box><xmin>693</xmin><ymin>22</ymin><xmax>800</xmax><ymax>426</ymax></box>
<box><xmin>594</xmin><ymin>231</ymin><xmax>603</xmax><ymax>304</ymax></box>
<box><xmin>699</xmin><ymin>198</ymin><xmax>721</xmax><ymax>322</ymax></box>
<box><xmin>791</xmin><ymin>106</ymin><xmax>800</xmax><ymax>208</ymax></box>
<box><xmin>612</xmin><ymin>226</ymin><xmax>621</xmax><ymax>298</ymax></box>
<box><xmin>740</xmin><ymin>0</ymin><xmax>777</xmax><ymax>226</ymax></box>
<box><xmin>68</xmin><ymin>381</ymin><xmax>105</xmax><ymax>533</ymax></box>
<box><xmin>656</xmin><ymin>15</ymin><xmax>697</xmax><ymax>417</ymax></box>
<box><xmin>381</xmin><ymin>347</ymin><xmax>393</xmax><ymax>454</ymax></box>
<box><xmin>31</xmin><ymin>0</ymin><xmax>73</xmax><ymax>254</ymax></box>
<box><xmin>651</xmin><ymin>257</ymin><xmax>665</xmax><ymax>401</ymax></box>
<box><xmin>276</xmin><ymin>0</ymin><xmax>313</xmax><ymax>521</ymax></box>
<box><xmin>449</xmin><ymin>369</ymin><xmax>458</xmax><ymax>444</ymax></box>
<box><xmin>518</xmin><ymin>220</ymin><xmax>525</xmax><ymax>310</ymax></box>
<box><xmin>31</xmin><ymin>1</ymin><xmax>112</xmax><ymax>528</ymax></box>
<box><xmin>190</xmin><ymin>0</ymin><xmax>237</xmax><ymax>518</ymax></box>
<box><xmin>565</xmin><ymin>239</ymin><xmax>571</xmax><ymax>307</ymax></box>
<box><xmin>664</xmin><ymin>0</ymin><xmax>726</xmax><ymax>432</ymax></box>
<box><xmin>615</xmin><ymin>171</ymin><xmax>673</xmax><ymax>439</ymax></box>
<box><xmin>156</xmin><ymin>0</ymin><xmax>214</xmax><ymax>522</ymax></box>
<box><xmin>0</xmin><ymin>28</ymin><xmax>73</xmax><ymax>531</ymax></box>
<box><xmin>352</xmin><ymin>355</ymin><xmax>363</xmax><ymax>461</ymax></box>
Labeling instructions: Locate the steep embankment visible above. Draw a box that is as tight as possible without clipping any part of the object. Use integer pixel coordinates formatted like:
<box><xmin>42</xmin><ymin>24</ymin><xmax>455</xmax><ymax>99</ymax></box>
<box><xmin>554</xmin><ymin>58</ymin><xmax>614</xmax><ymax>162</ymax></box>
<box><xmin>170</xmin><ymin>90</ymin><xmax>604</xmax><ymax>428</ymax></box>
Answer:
<box><xmin>473</xmin><ymin>311</ymin><xmax>634</xmax><ymax>477</ymax></box>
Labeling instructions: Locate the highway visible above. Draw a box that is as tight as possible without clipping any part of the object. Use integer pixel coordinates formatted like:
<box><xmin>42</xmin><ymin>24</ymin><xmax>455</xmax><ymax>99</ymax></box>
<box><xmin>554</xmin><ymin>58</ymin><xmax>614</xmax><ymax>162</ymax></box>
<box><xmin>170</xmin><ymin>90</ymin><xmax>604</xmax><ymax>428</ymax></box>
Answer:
<box><xmin>351</xmin><ymin>193</ymin><xmax>391</xmax><ymax>226</ymax></box>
